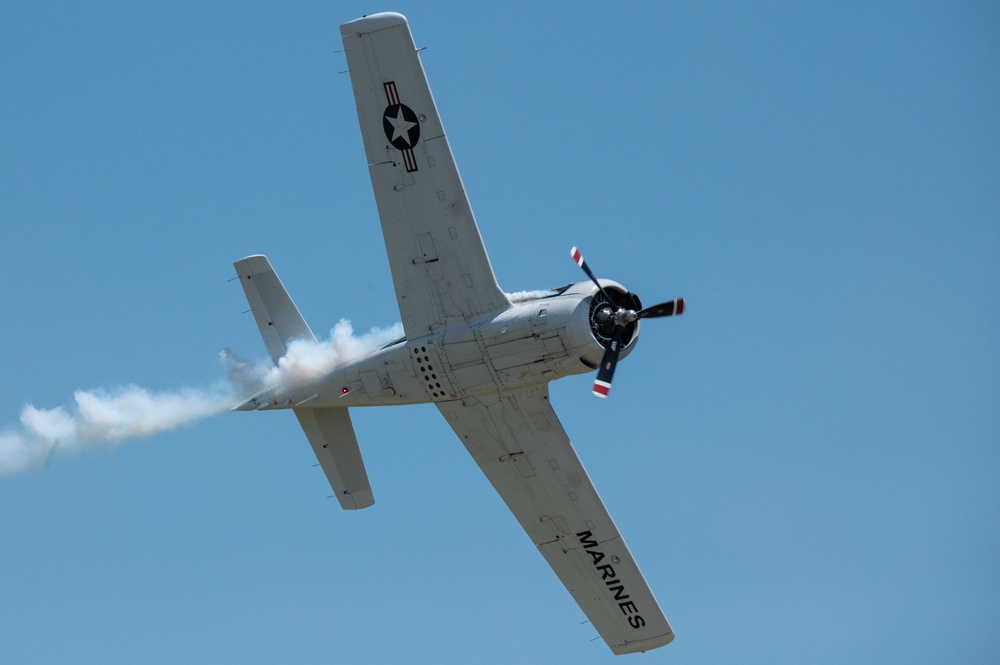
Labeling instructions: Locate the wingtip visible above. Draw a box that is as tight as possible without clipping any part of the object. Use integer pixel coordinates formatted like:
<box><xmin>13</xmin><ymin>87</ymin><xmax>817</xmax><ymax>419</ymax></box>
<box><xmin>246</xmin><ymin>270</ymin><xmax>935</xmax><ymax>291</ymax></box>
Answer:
<box><xmin>340</xmin><ymin>12</ymin><xmax>408</xmax><ymax>36</ymax></box>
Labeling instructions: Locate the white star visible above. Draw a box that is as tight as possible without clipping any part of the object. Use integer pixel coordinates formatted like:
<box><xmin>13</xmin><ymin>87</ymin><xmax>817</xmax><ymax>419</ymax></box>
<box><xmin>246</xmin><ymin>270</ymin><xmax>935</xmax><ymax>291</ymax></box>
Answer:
<box><xmin>385</xmin><ymin>106</ymin><xmax>417</xmax><ymax>145</ymax></box>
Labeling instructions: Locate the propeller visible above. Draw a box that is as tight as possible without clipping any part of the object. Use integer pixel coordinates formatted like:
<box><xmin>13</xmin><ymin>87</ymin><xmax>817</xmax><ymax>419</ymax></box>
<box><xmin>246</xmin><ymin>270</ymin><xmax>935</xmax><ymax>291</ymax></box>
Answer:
<box><xmin>570</xmin><ymin>246</ymin><xmax>685</xmax><ymax>398</ymax></box>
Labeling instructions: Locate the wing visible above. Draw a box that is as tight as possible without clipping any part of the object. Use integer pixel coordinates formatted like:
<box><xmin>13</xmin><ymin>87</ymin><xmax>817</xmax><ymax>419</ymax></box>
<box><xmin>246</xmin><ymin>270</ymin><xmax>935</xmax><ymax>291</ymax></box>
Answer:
<box><xmin>340</xmin><ymin>13</ymin><xmax>509</xmax><ymax>338</ymax></box>
<box><xmin>437</xmin><ymin>387</ymin><xmax>674</xmax><ymax>655</ymax></box>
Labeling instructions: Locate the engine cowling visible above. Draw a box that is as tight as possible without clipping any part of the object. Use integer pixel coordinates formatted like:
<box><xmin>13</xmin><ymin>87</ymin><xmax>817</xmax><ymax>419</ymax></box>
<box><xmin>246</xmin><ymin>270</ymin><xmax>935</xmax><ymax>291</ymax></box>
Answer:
<box><xmin>566</xmin><ymin>245</ymin><xmax>685</xmax><ymax>398</ymax></box>
<box><xmin>555</xmin><ymin>279</ymin><xmax>641</xmax><ymax>369</ymax></box>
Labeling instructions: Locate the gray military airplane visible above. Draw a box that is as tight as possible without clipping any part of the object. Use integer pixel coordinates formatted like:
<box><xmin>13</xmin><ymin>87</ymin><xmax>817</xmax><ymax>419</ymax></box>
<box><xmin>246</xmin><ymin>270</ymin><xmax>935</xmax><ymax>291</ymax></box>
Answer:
<box><xmin>233</xmin><ymin>12</ymin><xmax>684</xmax><ymax>655</ymax></box>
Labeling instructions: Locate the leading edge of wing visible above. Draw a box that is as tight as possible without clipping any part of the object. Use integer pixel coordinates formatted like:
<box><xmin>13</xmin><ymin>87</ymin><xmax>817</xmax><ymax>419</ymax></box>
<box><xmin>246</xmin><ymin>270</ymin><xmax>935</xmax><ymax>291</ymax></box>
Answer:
<box><xmin>436</xmin><ymin>387</ymin><xmax>674</xmax><ymax>654</ymax></box>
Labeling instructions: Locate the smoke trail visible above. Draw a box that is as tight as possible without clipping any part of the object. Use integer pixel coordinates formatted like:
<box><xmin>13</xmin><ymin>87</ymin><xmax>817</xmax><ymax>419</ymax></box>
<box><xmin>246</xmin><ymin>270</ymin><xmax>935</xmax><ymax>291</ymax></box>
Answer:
<box><xmin>0</xmin><ymin>384</ymin><xmax>235</xmax><ymax>477</ymax></box>
<box><xmin>221</xmin><ymin>319</ymin><xmax>404</xmax><ymax>391</ymax></box>
<box><xmin>506</xmin><ymin>289</ymin><xmax>559</xmax><ymax>303</ymax></box>
<box><xmin>1</xmin><ymin>319</ymin><xmax>402</xmax><ymax>477</ymax></box>
<box><xmin>269</xmin><ymin>319</ymin><xmax>404</xmax><ymax>387</ymax></box>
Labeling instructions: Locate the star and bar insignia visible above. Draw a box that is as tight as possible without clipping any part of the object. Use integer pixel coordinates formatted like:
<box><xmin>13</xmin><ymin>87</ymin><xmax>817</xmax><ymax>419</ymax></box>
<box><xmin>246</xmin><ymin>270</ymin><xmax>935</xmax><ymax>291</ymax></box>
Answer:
<box><xmin>382</xmin><ymin>81</ymin><xmax>419</xmax><ymax>172</ymax></box>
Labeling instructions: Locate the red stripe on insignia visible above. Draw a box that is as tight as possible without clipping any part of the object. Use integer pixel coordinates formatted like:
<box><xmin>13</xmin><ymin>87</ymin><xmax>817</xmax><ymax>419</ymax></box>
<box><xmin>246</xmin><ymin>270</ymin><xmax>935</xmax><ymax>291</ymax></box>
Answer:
<box><xmin>384</xmin><ymin>81</ymin><xmax>398</xmax><ymax>105</ymax></box>
<box><xmin>403</xmin><ymin>148</ymin><xmax>417</xmax><ymax>172</ymax></box>
<box><xmin>592</xmin><ymin>380</ymin><xmax>611</xmax><ymax>398</ymax></box>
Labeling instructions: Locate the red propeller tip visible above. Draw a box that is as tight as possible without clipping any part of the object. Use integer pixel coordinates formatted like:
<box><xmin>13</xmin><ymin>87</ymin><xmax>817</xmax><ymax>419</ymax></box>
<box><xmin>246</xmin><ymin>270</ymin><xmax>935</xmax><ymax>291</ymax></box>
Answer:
<box><xmin>571</xmin><ymin>247</ymin><xmax>584</xmax><ymax>266</ymax></box>
<box><xmin>592</xmin><ymin>380</ymin><xmax>611</xmax><ymax>398</ymax></box>
<box><xmin>676</xmin><ymin>298</ymin><xmax>685</xmax><ymax>315</ymax></box>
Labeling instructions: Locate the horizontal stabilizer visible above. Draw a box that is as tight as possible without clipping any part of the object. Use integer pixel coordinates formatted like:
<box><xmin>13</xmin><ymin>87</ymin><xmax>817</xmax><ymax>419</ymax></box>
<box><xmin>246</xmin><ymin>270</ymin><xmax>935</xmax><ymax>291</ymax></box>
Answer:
<box><xmin>294</xmin><ymin>407</ymin><xmax>374</xmax><ymax>510</ymax></box>
<box><xmin>234</xmin><ymin>255</ymin><xmax>316</xmax><ymax>366</ymax></box>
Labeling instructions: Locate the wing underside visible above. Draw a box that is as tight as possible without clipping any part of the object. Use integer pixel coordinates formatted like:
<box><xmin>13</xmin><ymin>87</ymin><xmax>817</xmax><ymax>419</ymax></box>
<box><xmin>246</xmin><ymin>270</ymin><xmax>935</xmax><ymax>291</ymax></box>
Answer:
<box><xmin>437</xmin><ymin>388</ymin><xmax>673</xmax><ymax>654</ymax></box>
<box><xmin>340</xmin><ymin>13</ymin><xmax>509</xmax><ymax>339</ymax></box>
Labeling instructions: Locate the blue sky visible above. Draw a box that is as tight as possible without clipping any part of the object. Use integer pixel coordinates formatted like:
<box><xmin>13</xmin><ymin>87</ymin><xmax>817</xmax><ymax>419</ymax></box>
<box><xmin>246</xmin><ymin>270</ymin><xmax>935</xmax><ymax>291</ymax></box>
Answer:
<box><xmin>2</xmin><ymin>1</ymin><xmax>998</xmax><ymax>663</ymax></box>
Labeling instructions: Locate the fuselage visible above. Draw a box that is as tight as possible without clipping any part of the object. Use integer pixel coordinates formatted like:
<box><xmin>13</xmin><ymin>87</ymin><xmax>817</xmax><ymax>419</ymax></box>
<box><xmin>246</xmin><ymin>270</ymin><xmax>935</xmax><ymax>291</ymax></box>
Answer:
<box><xmin>241</xmin><ymin>279</ymin><xmax>639</xmax><ymax>410</ymax></box>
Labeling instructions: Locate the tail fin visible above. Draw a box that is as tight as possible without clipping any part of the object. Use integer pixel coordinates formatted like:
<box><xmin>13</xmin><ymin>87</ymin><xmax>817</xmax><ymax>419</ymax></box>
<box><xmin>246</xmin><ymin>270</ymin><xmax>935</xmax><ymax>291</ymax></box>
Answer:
<box><xmin>233</xmin><ymin>254</ymin><xmax>375</xmax><ymax>510</ymax></box>
<box><xmin>233</xmin><ymin>255</ymin><xmax>317</xmax><ymax>365</ymax></box>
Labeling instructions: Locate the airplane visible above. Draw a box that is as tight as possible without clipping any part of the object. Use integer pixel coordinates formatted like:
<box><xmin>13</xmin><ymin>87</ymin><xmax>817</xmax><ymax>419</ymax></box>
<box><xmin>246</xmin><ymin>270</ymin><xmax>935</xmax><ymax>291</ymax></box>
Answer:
<box><xmin>232</xmin><ymin>12</ymin><xmax>684</xmax><ymax>655</ymax></box>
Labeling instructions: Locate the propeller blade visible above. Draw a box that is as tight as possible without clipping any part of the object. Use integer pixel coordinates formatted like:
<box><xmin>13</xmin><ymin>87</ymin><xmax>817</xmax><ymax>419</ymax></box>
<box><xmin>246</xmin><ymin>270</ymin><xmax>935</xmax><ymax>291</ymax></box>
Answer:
<box><xmin>592</xmin><ymin>325</ymin><xmax>624</xmax><ymax>398</ymax></box>
<box><xmin>638</xmin><ymin>297</ymin><xmax>685</xmax><ymax>319</ymax></box>
<box><xmin>570</xmin><ymin>246</ymin><xmax>613</xmax><ymax>303</ymax></box>
<box><xmin>569</xmin><ymin>247</ymin><xmax>684</xmax><ymax>398</ymax></box>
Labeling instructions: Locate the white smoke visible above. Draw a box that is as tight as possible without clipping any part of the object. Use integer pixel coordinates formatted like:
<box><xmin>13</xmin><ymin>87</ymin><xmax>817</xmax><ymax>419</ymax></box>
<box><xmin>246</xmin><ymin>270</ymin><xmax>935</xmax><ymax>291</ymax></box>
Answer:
<box><xmin>1</xmin><ymin>319</ymin><xmax>402</xmax><ymax>477</ymax></box>
<box><xmin>221</xmin><ymin>319</ymin><xmax>404</xmax><ymax>392</ymax></box>
<box><xmin>506</xmin><ymin>289</ymin><xmax>558</xmax><ymax>303</ymax></box>
<box><xmin>268</xmin><ymin>320</ymin><xmax>403</xmax><ymax>387</ymax></box>
<box><xmin>0</xmin><ymin>384</ymin><xmax>235</xmax><ymax>477</ymax></box>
